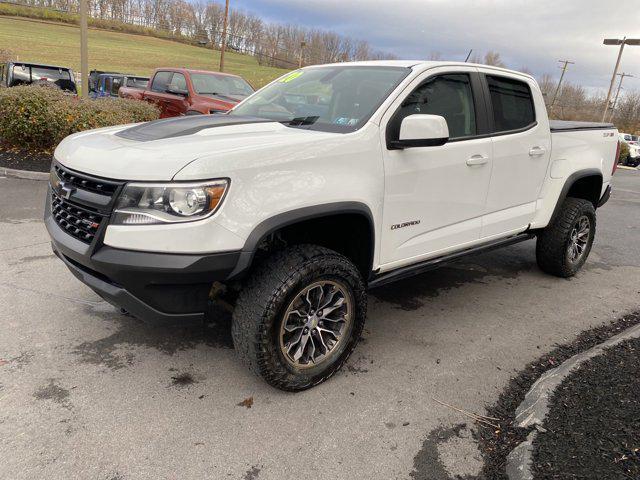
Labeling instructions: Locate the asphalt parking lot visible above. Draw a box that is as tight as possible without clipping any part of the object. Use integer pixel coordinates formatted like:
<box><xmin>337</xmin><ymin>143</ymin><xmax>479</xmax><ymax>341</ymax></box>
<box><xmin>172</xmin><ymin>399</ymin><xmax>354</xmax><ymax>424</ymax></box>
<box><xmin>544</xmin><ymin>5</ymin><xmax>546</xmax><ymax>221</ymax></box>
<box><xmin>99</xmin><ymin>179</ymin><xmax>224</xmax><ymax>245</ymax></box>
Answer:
<box><xmin>1</xmin><ymin>170</ymin><xmax>639</xmax><ymax>480</ymax></box>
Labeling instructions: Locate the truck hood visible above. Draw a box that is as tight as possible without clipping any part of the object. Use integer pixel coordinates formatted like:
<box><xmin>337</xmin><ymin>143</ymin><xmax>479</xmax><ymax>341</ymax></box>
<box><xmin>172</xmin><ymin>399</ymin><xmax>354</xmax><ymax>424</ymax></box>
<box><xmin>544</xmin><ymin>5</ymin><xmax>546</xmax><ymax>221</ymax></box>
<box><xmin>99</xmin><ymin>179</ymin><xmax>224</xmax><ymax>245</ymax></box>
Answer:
<box><xmin>54</xmin><ymin>115</ymin><xmax>339</xmax><ymax>181</ymax></box>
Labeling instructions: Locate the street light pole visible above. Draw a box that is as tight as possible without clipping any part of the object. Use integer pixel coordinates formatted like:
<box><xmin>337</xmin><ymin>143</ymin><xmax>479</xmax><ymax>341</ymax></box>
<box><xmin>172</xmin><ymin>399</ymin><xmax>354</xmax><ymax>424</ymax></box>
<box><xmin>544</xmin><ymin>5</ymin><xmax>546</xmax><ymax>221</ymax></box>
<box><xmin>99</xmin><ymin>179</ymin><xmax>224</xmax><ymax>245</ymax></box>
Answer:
<box><xmin>79</xmin><ymin>0</ymin><xmax>89</xmax><ymax>98</ymax></box>
<box><xmin>602</xmin><ymin>37</ymin><xmax>640</xmax><ymax>121</ymax></box>
<box><xmin>550</xmin><ymin>59</ymin><xmax>574</xmax><ymax>113</ymax></box>
<box><xmin>608</xmin><ymin>72</ymin><xmax>634</xmax><ymax>122</ymax></box>
<box><xmin>219</xmin><ymin>0</ymin><xmax>230</xmax><ymax>72</ymax></box>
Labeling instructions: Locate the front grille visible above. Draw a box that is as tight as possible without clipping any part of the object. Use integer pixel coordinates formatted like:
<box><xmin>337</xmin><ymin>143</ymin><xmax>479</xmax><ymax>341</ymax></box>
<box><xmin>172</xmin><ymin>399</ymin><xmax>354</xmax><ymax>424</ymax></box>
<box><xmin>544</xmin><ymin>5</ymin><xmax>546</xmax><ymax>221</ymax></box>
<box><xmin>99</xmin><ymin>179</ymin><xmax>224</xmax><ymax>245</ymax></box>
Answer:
<box><xmin>51</xmin><ymin>193</ymin><xmax>104</xmax><ymax>244</ymax></box>
<box><xmin>54</xmin><ymin>164</ymin><xmax>119</xmax><ymax>196</ymax></box>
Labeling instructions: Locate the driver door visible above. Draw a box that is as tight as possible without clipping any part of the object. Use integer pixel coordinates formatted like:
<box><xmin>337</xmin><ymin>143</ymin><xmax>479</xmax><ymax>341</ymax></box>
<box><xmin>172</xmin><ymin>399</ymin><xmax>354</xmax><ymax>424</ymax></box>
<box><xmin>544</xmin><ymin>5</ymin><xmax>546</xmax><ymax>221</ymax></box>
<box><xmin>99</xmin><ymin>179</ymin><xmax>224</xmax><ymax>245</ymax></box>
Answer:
<box><xmin>379</xmin><ymin>67</ymin><xmax>493</xmax><ymax>270</ymax></box>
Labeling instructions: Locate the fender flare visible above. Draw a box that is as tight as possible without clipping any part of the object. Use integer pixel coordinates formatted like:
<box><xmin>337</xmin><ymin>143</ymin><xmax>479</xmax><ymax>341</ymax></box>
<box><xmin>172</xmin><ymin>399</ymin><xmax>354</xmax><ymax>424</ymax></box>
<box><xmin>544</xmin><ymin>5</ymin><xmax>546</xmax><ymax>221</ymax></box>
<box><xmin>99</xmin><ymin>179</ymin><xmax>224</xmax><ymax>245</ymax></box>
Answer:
<box><xmin>226</xmin><ymin>202</ymin><xmax>376</xmax><ymax>280</ymax></box>
<box><xmin>547</xmin><ymin>168</ymin><xmax>603</xmax><ymax>227</ymax></box>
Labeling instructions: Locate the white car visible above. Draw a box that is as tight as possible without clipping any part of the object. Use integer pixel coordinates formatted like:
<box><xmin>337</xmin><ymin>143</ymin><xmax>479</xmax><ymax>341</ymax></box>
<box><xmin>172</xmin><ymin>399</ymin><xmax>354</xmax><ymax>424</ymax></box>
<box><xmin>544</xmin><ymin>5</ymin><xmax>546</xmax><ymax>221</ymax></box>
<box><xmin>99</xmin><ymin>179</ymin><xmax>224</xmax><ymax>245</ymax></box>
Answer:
<box><xmin>619</xmin><ymin>133</ymin><xmax>640</xmax><ymax>164</ymax></box>
<box><xmin>47</xmin><ymin>61</ymin><xmax>618</xmax><ymax>390</ymax></box>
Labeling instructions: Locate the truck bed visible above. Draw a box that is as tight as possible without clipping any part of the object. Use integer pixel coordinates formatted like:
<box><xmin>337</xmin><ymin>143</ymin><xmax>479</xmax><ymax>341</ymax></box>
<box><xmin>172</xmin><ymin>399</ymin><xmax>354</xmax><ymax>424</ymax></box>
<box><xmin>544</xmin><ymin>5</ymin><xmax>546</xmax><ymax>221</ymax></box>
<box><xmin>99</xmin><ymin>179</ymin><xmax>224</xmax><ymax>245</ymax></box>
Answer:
<box><xmin>550</xmin><ymin>120</ymin><xmax>614</xmax><ymax>132</ymax></box>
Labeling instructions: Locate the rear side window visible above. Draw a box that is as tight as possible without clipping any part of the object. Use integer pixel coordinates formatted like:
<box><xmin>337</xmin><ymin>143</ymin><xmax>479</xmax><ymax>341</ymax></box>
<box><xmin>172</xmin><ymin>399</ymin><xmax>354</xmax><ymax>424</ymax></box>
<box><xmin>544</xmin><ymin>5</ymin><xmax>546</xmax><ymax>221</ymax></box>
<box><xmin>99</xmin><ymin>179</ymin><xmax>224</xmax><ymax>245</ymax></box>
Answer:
<box><xmin>486</xmin><ymin>75</ymin><xmax>535</xmax><ymax>132</ymax></box>
<box><xmin>111</xmin><ymin>77</ymin><xmax>122</xmax><ymax>96</ymax></box>
<box><xmin>393</xmin><ymin>73</ymin><xmax>477</xmax><ymax>139</ymax></box>
<box><xmin>151</xmin><ymin>71</ymin><xmax>172</xmax><ymax>92</ymax></box>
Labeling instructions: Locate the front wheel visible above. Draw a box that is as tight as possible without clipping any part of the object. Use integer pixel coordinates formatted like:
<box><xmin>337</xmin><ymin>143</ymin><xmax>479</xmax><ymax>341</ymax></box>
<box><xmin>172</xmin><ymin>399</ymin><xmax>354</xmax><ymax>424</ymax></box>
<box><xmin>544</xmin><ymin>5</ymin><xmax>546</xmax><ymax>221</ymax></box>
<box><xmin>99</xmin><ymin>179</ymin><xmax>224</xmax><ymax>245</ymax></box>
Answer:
<box><xmin>536</xmin><ymin>197</ymin><xmax>596</xmax><ymax>277</ymax></box>
<box><xmin>231</xmin><ymin>245</ymin><xmax>367</xmax><ymax>391</ymax></box>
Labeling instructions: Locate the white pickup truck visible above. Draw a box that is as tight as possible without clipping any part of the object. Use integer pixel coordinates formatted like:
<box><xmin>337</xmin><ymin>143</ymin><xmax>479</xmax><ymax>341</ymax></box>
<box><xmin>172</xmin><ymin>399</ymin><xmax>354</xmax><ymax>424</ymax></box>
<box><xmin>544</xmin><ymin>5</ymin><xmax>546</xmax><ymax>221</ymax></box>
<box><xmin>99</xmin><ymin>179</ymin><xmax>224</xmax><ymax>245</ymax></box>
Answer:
<box><xmin>46</xmin><ymin>61</ymin><xmax>618</xmax><ymax>390</ymax></box>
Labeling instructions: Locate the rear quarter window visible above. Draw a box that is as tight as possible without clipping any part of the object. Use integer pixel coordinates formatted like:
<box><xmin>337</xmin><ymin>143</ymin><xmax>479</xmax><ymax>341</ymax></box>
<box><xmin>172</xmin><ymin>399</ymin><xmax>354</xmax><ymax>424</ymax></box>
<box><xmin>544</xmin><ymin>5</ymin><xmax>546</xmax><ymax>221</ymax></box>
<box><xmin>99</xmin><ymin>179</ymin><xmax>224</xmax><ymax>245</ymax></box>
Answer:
<box><xmin>487</xmin><ymin>75</ymin><xmax>535</xmax><ymax>133</ymax></box>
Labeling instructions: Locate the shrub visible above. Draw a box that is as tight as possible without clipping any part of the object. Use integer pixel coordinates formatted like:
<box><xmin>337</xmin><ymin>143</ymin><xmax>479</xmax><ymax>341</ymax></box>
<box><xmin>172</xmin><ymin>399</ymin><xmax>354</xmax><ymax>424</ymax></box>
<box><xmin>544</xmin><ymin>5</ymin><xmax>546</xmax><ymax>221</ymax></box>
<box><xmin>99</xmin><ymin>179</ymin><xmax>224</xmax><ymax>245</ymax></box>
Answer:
<box><xmin>0</xmin><ymin>85</ymin><xmax>159</xmax><ymax>152</ymax></box>
<box><xmin>619</xmin><ymin>141</ymin><xmax>629</xmax><ymax>164</ymax></box>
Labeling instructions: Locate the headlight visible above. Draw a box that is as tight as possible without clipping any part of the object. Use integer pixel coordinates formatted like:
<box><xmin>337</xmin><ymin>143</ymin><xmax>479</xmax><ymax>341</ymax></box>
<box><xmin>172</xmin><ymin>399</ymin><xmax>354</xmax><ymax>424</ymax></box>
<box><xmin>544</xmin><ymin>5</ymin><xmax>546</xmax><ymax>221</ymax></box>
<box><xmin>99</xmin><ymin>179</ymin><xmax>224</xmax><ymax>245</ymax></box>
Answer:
<box><xmin>112</xmin><ymin>179</ymin><xmax>228</xmax><ymax>225</ymax></box>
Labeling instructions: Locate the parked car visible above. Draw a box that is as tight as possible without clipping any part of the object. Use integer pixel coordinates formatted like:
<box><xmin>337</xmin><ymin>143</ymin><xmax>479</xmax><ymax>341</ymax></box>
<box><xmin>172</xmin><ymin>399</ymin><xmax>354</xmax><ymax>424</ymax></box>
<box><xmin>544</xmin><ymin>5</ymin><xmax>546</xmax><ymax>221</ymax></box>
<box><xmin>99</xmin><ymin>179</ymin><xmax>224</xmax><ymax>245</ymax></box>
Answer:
<box><xmin>619</xmin><ymin>132</ymin><xmax>640</xmax><ymax>166</ymax></box>
<box><xmin>0</xmin><ymin>62</ymin><xmax>77</xmax><ymax>93</ymax></box>
<box><xmin>47</xmin><ymin>61</ymin><xmax>618</xmax><ymax>391</ymax></box>
<box><xmin>90</xmin><ymin>73</ymin><xmax>149</xmax><ymax>99</ymax></box>
<box><xmin>119</xmin><ymin>67</ymin><xmax>254</xmax><ymax>117</ymax></box>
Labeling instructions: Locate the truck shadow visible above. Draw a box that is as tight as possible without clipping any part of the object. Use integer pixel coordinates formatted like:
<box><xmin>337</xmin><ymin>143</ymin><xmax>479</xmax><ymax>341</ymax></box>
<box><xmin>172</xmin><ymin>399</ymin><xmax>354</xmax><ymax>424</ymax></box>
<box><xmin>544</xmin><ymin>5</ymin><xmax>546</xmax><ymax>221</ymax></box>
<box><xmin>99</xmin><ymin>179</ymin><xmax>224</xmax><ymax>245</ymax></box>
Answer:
<box><xmin>370</xmin><ymin>244</ymin><xmax>537</xmax><ymax>311</ymax></box>
<box><xmin>71</xmin><ymin>244</ymin><xmax>537</xmax><ymax>371</ymax></box>
<box><xmin>73</xmin><ymin>304</ymin><xmax>233</xmax><ymax>371</ymax></box>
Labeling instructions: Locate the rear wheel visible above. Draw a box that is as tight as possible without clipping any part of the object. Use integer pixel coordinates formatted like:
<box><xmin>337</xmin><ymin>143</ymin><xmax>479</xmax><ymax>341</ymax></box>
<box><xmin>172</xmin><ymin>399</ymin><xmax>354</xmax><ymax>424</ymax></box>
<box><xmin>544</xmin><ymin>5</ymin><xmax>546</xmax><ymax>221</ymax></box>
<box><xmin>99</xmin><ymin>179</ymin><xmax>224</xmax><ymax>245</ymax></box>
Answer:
<box><xmin>231</xmin><ymin>245</ymin><xmax>367</xmax><ymax>391</ymax></box>
<box><xmin>536</xmin><ymin>197</ymin><xmax>596</xmax><ymax>277</ymax></box>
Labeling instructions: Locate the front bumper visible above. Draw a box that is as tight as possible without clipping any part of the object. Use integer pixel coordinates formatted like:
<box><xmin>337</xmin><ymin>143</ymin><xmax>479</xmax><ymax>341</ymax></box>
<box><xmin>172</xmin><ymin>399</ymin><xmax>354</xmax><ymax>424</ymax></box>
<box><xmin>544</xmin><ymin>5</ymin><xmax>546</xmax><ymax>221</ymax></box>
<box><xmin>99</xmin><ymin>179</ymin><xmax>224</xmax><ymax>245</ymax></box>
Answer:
<box><xmin>45</xmin><ymin>189</ymin><xmax>240</xmax><ymax>325</ymax></box>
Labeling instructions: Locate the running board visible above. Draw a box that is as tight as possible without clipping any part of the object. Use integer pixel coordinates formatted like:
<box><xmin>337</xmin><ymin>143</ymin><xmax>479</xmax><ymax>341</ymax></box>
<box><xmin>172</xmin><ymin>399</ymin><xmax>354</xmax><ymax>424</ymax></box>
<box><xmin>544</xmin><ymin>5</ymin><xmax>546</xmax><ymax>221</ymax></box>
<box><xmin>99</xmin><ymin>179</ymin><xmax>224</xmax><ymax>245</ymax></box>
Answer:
<box><xmin>368</xmin><ymin>233</ymin><xmax>536</xmax><ymax>289</ymax></box>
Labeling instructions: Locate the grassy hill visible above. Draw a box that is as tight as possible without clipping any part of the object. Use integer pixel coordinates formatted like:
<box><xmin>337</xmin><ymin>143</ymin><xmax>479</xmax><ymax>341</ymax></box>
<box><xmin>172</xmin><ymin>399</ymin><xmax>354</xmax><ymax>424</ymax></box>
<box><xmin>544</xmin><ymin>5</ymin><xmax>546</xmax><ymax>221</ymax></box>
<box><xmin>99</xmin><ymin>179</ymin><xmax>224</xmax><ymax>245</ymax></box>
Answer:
<box><xmin>0</xmin><ymin>15</ymin><xmax>290</xmax><ymax>88</ymax></box>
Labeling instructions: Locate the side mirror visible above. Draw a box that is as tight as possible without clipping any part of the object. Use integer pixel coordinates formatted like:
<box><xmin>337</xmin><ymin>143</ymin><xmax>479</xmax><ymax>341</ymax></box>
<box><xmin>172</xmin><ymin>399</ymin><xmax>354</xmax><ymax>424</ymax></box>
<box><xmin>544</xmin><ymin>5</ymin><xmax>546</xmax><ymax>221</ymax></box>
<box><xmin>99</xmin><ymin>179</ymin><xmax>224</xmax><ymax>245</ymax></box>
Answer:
<box><xmin>389</xmin><ymin>114</ymin><xmax>449</xmax><ymax>149</ymax></box>
<box><xmin>166</xmin><ymin>85</ymin><xmax>188</xmax><ymax>96</ymax></box>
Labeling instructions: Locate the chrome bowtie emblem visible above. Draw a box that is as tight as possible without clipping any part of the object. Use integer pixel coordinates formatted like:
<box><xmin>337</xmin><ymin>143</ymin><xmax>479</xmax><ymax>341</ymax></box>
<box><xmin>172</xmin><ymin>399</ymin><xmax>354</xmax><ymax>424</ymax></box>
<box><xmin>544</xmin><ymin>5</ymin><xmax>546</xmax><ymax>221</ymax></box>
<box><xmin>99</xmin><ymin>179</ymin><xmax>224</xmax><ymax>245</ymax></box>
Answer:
<box><xmin>60</xmin><ymin>182</ymin><xmax>75</xmax><ymax>200</ymax></box>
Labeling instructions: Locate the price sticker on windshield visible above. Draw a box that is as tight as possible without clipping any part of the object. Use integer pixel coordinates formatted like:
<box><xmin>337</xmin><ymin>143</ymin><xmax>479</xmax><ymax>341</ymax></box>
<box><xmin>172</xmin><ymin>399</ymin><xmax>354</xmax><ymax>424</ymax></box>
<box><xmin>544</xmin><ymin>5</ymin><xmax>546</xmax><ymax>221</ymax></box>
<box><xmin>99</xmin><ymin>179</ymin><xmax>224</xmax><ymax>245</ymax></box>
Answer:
<box><xmin>279</xmin><ymin>71</ymin><xmax>304</xmax><ymax>83</ymax></box>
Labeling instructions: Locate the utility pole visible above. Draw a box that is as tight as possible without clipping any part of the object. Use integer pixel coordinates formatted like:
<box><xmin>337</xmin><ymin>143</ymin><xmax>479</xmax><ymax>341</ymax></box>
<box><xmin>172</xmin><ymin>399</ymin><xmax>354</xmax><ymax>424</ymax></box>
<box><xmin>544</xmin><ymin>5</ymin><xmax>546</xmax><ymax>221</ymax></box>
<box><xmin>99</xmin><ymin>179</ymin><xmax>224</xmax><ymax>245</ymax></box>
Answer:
<box><xmin>219</xmin><ymin>0</ymin><xmax>230</xmax><ymax>72</ymax></box>
<box><xmin>79</xmin><ymin>0</ymin><xmax>89</xmax><ymax>98</ymax></box>
<box><xmin>550</xmin><ymin>59</ymin><xmax>574</xmax><ymax>112</ymax></box>
<box><xmin>298</xmin><ymin>41</ymin><xmax>306</xmax><ymax>68</ymax></box>
<box><xmin>602</xmin><ymin>37</ymin><xmax>640</xmax><ymax>121</ymax></box>
<box><xmin>608</xmin><ymin>72</ymin><xmax>634</xmax><ymax>122</ymax></box>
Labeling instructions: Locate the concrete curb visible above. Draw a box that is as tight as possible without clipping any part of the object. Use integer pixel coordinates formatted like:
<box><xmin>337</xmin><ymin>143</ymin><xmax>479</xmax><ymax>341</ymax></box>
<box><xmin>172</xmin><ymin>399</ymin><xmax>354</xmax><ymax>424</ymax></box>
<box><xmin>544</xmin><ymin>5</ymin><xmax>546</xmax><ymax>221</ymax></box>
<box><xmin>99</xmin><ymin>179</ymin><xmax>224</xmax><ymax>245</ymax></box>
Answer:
<box><xmin>506</xmin><ymin>322</ymin><xmax>640</xmax><ymax>480</ymax></box>
<box><xmin>506</xmin><ymin>431</ymin><xmax>537</xmax><ymax>480</ymax></box>
<box><xmin>617</xmin><ymin>165</ymin><xmax>639</xmax><ymax>171</ymax></box>
<box><xmin>0</xmin><ymin>167</ymin><xmax>49</xmax><ymax>181</ymax></box>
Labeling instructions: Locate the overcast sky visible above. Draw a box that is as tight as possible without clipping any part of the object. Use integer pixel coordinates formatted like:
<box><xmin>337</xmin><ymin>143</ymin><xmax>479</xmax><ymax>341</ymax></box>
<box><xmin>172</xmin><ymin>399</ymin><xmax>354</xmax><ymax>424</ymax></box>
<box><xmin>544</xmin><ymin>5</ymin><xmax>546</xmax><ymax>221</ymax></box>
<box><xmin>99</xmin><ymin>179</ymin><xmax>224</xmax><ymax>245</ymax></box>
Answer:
<box><xmin>233</xmin><ymin>0</ymin><xmax>640</xmax><ymax>92</ymax></box>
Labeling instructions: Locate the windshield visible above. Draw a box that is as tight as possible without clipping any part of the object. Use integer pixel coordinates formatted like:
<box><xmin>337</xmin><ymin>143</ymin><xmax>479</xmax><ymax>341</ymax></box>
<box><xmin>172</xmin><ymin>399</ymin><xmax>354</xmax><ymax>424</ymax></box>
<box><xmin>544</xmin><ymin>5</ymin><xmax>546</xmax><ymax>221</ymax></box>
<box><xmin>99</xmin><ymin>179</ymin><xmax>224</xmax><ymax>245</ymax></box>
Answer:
<box><xmin>190</xmin><ymin>73</ymin><xmax>254</xmax><ymax>97</ymax></box>
<box><xmin>230</xmin><ymin>66</ymin><xmax>410</xmax><ymax>133</ymax></box>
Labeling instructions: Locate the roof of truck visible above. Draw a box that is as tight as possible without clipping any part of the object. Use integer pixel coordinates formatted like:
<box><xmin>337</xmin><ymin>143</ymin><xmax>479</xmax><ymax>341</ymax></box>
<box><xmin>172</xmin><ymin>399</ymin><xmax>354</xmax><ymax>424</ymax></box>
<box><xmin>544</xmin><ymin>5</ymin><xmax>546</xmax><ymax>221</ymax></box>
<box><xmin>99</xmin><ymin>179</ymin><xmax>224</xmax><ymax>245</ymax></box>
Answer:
<box><xmin>307</xmin><ymin>60</ymin><xmax>535</xmax><ymax>80</ymax></box>
<box><xmin>153</xmin><ymin>67</ymin><xmax>243</xmax><ymax>78</ymax></box>
<box><xmin>8</xmin><ymin>61</ymin><xmax>73</xmax><ymax>71</ymax></box>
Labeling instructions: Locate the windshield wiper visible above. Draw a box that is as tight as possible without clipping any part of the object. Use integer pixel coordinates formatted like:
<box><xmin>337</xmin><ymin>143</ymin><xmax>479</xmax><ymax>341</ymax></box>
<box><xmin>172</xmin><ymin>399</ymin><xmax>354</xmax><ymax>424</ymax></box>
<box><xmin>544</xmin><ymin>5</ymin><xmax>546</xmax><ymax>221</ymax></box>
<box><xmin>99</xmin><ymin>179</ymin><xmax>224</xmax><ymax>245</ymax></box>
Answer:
<box><xmin>199</xmin><ymin>92</ymin><xmax>220</xmax><ymax>95</ymax></box>
<box><xmin>285</xmin><ymin>116</ymin><xmax>320</xmax><ymax>126</ymax></box>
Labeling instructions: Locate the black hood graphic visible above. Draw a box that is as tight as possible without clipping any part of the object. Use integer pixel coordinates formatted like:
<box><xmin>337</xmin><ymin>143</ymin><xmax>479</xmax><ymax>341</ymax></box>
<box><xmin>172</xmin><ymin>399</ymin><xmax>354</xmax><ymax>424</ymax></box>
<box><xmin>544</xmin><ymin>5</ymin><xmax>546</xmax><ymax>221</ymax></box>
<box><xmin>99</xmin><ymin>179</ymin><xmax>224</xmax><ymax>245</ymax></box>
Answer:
<box><xmin>115</xmin><ymin>115</ymin><xmax>273</xmax><ymax>142</ymax></box>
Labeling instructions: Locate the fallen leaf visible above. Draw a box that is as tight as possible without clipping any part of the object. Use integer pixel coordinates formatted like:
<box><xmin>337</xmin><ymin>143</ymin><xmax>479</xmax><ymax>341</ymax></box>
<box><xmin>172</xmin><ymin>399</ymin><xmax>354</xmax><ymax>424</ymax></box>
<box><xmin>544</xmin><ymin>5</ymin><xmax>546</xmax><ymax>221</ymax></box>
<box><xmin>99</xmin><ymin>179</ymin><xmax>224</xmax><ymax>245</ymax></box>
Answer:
<box><xmin>237</xmin><ymin>396</ymin><xmax>254</xmax><ymax>409</ymax></box>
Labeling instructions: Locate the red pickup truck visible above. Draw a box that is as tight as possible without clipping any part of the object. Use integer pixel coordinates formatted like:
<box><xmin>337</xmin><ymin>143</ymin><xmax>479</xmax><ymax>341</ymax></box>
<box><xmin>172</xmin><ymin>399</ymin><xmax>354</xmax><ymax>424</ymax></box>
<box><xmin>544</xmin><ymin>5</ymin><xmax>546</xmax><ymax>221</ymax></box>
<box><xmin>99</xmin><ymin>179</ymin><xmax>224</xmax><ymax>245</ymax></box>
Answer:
<box><xmin>119</xmin><ymin>67</ymin><xmax>254</xmax><ymax>117</ymax></box>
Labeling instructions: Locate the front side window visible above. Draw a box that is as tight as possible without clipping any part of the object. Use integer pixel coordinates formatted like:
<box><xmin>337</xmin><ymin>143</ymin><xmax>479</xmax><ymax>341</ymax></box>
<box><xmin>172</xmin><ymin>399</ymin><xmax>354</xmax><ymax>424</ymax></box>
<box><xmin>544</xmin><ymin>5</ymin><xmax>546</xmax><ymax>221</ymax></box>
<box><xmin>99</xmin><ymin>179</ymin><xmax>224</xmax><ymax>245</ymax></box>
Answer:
<box><xmin>231</xmin><ymin>66</ymin><xmax>410</xmax><ymax>133</ymax></box>
<box><xmin>391</xmin><ymin>73</ymin><xmax>477</xmax><ymax>140</ymax></box>
<box><xmin>171</xmin><ymin>72</ymin><xmax>187</xmax><ymax>91</ymax></box>
<box><xmin>151</xmin><ymin>71</ymin><xmax>172</xmax><ymax>92</ymax></box>
<box><xmin>487</xmin><ymin>75</ymin><xmax>535</xmax><ymax>132</ymax></box>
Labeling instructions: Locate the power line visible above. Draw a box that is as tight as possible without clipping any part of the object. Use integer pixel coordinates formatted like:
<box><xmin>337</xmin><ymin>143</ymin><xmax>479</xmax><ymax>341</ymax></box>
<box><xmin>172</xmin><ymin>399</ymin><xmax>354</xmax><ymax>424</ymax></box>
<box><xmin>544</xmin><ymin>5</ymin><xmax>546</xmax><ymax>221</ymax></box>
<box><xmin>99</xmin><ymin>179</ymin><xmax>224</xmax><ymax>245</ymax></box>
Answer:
<box><xmin>608</xmin><ymin>72</ymin><xmax>634</xmax><ymax>122</ymax></box>
<box><xmin>549</xmin><ymin>59</ymin><xmax>574</xmax><ymax>112</ymax></box>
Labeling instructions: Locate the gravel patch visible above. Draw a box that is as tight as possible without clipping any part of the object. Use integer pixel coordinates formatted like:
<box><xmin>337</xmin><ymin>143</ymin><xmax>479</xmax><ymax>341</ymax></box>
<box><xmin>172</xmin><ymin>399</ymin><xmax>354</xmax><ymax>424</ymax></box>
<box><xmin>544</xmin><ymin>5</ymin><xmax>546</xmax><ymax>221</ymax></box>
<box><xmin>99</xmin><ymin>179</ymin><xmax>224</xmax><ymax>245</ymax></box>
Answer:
<box><xmin>0</xmin><ymin>147</ymin><xmax>52</xmax><ymax>172</ymax></box>
<box><xmin>477</xmin><ymin>311</ymin><xmax>640</xmax><ymax>479</ymax></box>
<box><xmin>532</xmin><ymin>336</ymin><xmax>640</xmax><ymax>479</ymax></box>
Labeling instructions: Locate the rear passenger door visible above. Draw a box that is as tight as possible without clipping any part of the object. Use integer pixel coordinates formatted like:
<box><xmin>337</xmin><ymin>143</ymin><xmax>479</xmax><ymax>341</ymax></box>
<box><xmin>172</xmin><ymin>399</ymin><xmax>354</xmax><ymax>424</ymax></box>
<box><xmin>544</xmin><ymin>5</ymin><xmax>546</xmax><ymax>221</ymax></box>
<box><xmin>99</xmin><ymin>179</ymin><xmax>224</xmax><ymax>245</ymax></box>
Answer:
<box><xmin>479</xmin><ymin>72</ymin><xmax>551</xmax><ymax>238</ymax></box>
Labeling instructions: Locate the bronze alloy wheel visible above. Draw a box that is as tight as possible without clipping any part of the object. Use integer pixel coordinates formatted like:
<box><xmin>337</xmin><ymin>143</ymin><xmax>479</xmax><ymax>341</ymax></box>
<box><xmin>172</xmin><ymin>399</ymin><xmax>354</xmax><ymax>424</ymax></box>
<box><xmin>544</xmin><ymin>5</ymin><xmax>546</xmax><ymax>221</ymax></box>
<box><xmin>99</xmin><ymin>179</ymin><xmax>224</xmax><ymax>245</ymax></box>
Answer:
<box><xmin>279</xmin><ymin>280</ymin><xmax>353</xmax><ymax>369</ymax></box>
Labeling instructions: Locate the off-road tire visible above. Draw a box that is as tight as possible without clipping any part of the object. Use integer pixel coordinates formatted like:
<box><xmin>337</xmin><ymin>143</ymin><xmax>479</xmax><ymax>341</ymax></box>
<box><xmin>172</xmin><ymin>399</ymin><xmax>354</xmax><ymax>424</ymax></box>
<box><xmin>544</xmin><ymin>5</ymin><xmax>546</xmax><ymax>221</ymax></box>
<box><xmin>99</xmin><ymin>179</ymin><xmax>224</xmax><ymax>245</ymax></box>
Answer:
<box><xmin>231</xmin><ymin>244</ymin><xmax>367</xmax><ymax>391</ymax></box>
<box><xmin>536</xmin><ymin>197</ymin><xmax>596</xmax><ymax>277</ymax></box>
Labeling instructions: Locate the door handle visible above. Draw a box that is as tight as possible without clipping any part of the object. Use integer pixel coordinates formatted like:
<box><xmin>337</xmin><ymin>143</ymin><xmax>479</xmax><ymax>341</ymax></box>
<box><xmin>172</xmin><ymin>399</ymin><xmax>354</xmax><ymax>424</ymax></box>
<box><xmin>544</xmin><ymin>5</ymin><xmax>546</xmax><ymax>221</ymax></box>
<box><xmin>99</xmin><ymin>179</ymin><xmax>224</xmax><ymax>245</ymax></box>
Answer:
<box><xmin>529</xmin><ymin>146</ymin><xmax>546</xmax><ymax>157</ymax></box>
<box><xmin>466</xmin><ymin>155</ymin><xmax>489</xmax><ymax>166</ymax></box>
